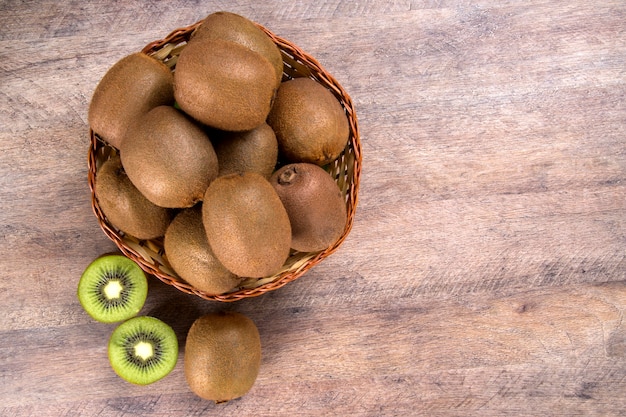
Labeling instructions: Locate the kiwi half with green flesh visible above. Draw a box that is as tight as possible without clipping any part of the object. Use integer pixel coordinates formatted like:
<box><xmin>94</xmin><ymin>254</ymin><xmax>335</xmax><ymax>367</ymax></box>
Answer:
<box><xmin>77</xmin><ymin>255</ymin><xmax>148</xmax><ymax>323</ymax></box>
<box><xmin>213</xmin><ymin>122</ymin><xmax>278</xmax><ymax>179</ymax></box>
<box><xmin>267</xmin><ymin>77</ymin><xmax>350</xmax><ymax>166</ymax></box>
<box><xmin>164</xmin><ymin>206</ymin><xmax>243</xmax><ymax>295</ymax></box>
<box><xmin>88</xmin><ymin>52</ymin><xmax>174</xmax><ymax>149</ymax></box>
<box><xmin>108</xmin><ymin>316</ymin><xmax>178</xmax><ymax>385</ymax></box>
<box><xmin>271</xmin><ymin>163</ymin><xmax>347</xmax><ymax>252</ymax></box>
<box><xmin>192</xmin><ymin>11</ymin><xmax>283</xmax><ymax>87</ymax></box>
<box><xmin>120</xmin><ymin>105</ymin><xmax>218</xmax><ymax>208</ymax></box>
<box><xmin>202</xmin><ymin>172</ymin><xmax>291</xmax><ymax>278</ymax></box>
<box><xmin>174</xmin><ymin>37</ymin><xmax>277</xmax><ymax>132</ymax></box>
<box><xmin>184</xmin><ymin>311</ymin><xmax>261</xmax><ymax>402</ymax></box>
<box><xmin>95</xmin><ymin>154</ymin><xmax>174</xmax><ymax>240</ymax></box>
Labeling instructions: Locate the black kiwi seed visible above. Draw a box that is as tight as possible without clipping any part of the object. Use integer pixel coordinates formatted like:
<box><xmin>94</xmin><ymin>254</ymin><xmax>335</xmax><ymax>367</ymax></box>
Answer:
<box><xmin>108</xmin><ymin>316</ymin><xmax>178</xmax><ymax>385</ymax></box>
<box><xmin>77</xmin><ymin>255</ymin><xmax>148</xmax><ymax>323</ymax></box>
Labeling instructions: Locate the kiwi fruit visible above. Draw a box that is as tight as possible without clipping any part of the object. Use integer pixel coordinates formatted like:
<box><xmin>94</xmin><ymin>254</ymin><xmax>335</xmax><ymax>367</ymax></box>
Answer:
<box><xmin>77</xmin><ymin>255</ymin><xmax>148</xmax><ymax>323</ymax></box>
<box><xmin>192</xmin><ymin>11</ymin><xmax>283</xmax><ymax>87</ymax></box>
<box><xmin>267</xmin><ymin>77</ymin><xmax>350</xmax><ymax>166</ymax></box>
<box><xmin>88</xmin><ymin>52</ymin><xmax>174</xmax><ymax>149</ymax></box>
<box><xmin>108</xmin><ymin>316</ymin><xmax>178</xmax><ymax>385</ymax></box>
<box><xmin>164</xmin><ymin>207</ymin><xmax>243</xmax><ymax>295</ymax></box>
<box><xmin>174</xmin><ymin>37</ymin><xmax>277</xmax><ymax>131</ymax></box>
<box><xmin>202</xmin><ymin>172</ymin><xmax>291</xmax><ymax>278</ymax></box>
<box><xmin>120</xmin><ymin>105</ymin><xmax>218</xmax><ymax>208</ymax></box>
<box><xmin>271</xmin><ymin>163</ymin><xmax>347</xmax><ymax>252</ymax></box>
<box><xmin>184</xmin><ymin>311</ymin><xmax>261</xmax><ymax>403</ymax></box>
<box><xmin>95</xmin><ymin>154</ymin><xmax>173</xmax><ymax>239</ymax></box>
<box><xmin>213</xmin><ymin>123</ymin><xmax>278</xmax><ymax>179</ymax></box>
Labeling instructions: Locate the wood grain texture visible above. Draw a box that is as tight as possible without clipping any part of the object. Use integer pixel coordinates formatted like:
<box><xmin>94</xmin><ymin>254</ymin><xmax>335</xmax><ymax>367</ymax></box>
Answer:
<box><xmin>0</xmin><ymin>0</ymin><xmax>625</xmax><ymax>416</ymax></box>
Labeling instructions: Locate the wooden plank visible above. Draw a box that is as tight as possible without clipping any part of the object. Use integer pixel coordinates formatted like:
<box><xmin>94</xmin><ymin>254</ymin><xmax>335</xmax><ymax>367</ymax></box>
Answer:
<box><xmin>0</xmin><ymin>0</ymin><xmax>624</xmax><ymax>415</ymax></box>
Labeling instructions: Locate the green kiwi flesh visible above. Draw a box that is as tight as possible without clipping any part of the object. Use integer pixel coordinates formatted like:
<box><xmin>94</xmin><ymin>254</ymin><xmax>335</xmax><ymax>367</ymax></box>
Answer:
<box><xmin>108</xmin><ymin>316</ymin><xmax>178</xmax><ymax>385</ymax></box>
<box><xmin>184</xmin><ymin>311</ymin><xmax>261</xmax><ymax>402</ymax></box>
<box><xmin>77</xmin><ymin>255</ymin><xmax>148</xmax><ymax>323</ymax></box>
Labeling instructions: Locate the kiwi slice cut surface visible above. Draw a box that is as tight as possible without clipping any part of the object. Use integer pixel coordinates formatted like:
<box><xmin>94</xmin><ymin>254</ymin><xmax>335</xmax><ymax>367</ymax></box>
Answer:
<box><xmin>108</xmin><ymin>316</ymin><xmax>178</xmax><ymax>385</ymax></box>
<box><xmin>77</xmin><ymin>255</ymin><xmax>148</xmax><ymax>323</ymax></box>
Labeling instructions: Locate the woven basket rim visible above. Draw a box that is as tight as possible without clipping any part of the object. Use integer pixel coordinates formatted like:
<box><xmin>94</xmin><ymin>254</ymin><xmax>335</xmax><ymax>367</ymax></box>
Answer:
<box><xmin>87</xmin><ymin>18</ymin><xmax>362</xmax><ymax>302</ymax></box>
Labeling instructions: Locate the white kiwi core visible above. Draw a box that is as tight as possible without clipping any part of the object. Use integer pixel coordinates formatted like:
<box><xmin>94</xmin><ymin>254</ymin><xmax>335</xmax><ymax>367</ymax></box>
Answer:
<box><xmin>134</xmin><ymin>341</ymin><xmax>154</xmax><ymax>361</ymax></box>
<box><xmin>104</xmin><ymin>280</ymin><xmax>124</xmax><ymax>300</ymax></box>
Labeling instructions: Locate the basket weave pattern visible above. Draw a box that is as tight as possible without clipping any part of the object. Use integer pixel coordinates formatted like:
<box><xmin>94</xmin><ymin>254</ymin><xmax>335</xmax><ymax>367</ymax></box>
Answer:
<box><xmin>87</xmin><ymin>20</ymin><xmax>362</xmax><ymax>302</ymax></box>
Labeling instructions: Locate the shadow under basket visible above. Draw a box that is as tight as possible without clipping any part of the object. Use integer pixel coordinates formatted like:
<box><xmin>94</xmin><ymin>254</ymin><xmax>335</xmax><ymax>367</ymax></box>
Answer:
<box><xmin>87</xmin><ymin>19</ymin><xmax>362</xmax><ymax>302</ymax></box>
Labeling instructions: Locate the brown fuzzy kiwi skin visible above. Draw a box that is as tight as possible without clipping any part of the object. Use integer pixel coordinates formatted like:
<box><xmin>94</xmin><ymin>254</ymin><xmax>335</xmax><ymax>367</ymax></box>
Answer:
<box><xmin>184</xmin><ymin>311</ymin><xmax>261</xmax><ymax>403</ymax></box>
<box><xmin>164</xmin><ymin>207</ymin><xmax>242</xmax><ymax>295</ymax></box>
<box><xmin>174</xmin><ymin>37</ymin><xmax>277</xmax><ymax>132</ymax></box>
<box><xmin>192</xmin><ymin>11</ymin><xmax>283</xmax><ymax>87</ymax></box>
<box><xmin>88</xmin><ymin>52</ymin><xmax>174</xmax><ymax>149</ymax></box>
<box><xmin>95</xmin><ymin>154</ymin><xmax>173</xmax><ymax>240</ymax></box>
<box><xmin>213</xmin><ymin>123</ymin><xmax>278</xmax><ymax>179</ymax></box>
<box><xmin>120</xmin><ymin>105</ymin><xmax>218</xmax><ymax>209</ymax></box>
<box><xmin>202</xmin><ymin>172</ymin><xmax>291</xmax><ymax>278</ymax></box>
<box><xmin>267</xmin><ymin>77</ymin><xmax>350</xmax><ymax>166</ymax></box>
<box><xmin>270</xmin><ymin>163</ymin><xmax>347</xmax><ymax>252</ymax></box>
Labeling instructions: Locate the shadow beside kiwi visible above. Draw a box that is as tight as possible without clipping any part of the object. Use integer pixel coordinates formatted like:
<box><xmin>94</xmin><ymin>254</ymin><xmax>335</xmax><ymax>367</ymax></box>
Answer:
<box><xmin>143</xmin><ymin>275</ymin><xmax>233</xmax><ymax>352</ymax></box>
<box><xmin>141</xmin><ymin>262</ymin><xmax>316</xmax><ymax>363</ymax></box>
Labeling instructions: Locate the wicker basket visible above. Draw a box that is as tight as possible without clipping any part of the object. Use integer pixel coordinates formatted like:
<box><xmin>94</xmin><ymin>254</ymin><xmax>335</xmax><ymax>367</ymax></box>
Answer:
<box><xmin>87</xmin><ymin>19</ymin><xmax>362</xmax><ymax>302</ymax></box>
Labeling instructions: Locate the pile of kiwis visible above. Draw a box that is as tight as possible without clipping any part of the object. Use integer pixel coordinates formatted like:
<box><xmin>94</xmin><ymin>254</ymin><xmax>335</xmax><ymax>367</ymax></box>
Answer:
<box><xmin>83</xmin><ymin>11</ymin><xmax>357</xmax><ymax>403</ymax></box>
<box><xmin>89</xmin><ymin>11</ymin><xmax>351</xmax><ymax>297</ymax></box>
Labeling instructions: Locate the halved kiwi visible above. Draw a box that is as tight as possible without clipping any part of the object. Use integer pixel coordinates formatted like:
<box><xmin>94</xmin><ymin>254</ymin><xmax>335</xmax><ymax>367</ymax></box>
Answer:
<box><xmin>108</xmin><ymin>316</ymin><xmax>178</xmax><ymax>385</ymax></box>
<box><xmin>77</xmin><ymin>255</ymin><xmax>148</xmax><ymax>323</ymax></box>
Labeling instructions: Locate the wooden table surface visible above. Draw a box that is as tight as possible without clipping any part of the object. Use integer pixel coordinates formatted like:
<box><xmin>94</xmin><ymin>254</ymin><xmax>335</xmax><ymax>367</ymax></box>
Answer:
<box><xmin>1</xmin><ymin>1</ymin><xmax>625</xmax><ymax>416</ymax></box>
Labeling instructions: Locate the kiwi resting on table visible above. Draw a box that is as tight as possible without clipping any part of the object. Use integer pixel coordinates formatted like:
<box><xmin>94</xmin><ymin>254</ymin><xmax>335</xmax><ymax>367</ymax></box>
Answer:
<box><xmin>77</xmin><ymin>255</ymin><xmax>148</xmax><ymax>323</ymax></box>
<box><xmin>202</xmin><ymin>172</ymin><xmax>291</xmax><ymax>278</ymax></box>
<box><xmin>108</xmin><ymin>316</ymin><xmax>178</xmax><ymax>385</ymax></box>
<box><xmin>268</xmin><ymin>77</ymin><xmax>350</xmax><ymax>165</ymax></box>
<box><xmin>271</xmin><ymin>163</ymin><xmax>347</xmax><ymax>252</ymax></box>
<box><xmin>88</xmin><ymin>52</ymin><xmax>174</xmax><ymax>149</ymax></box>
<box><xmin>184</xmin><ymin>311</ymin><xmax>261</xmax><ymax>403</ymax></box>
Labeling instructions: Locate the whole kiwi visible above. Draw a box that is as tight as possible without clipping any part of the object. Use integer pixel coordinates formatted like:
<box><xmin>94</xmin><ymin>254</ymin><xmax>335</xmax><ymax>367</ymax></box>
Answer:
<box><xmin>184</xmin><ymin>311</ymin><xmax>261</xmax><ymax>403</ymax></box>
<box><xmin>164</xmin><ymin>207</ymin><xmax>242</xmax><ymax>295</ymax></box>
<box><xmin>174</xmin><ymin>37</ymin><xmax>277</xmax><ymax>131</ymax></box>
<box><xmin>202</xmin><ymin>172</ymin><xmax>291</xmax><ymax>278</ymax></box>
<box><xmin>95</xmin><ymin>154</ymin><xmax>173</xmax><ymax>239</ymax></box>
<box><xmin>267</xmin><ymin>77</ymin><xmax>350</xmax><ymax>166</ymax></box>
<box><xmin>270</xmin><ymin>163</ymin><xmax>347</xmax><ymax>252</ymax></box>
<box><xmin>88</xmin><ymin>52</ymin><xmax>174</xmax><ymax>149</ymax></box>
<box><xmin>192</xmin><ymin>11</ymin><xmax>283</xmax><ymax>87</ymax></box>
<box><xmin>213</xmin><ymin>123</ymin><xmax>278</xmax><ymax>179</ymax></box>
<box><xmin>120</xmin><ymin>105</ymin><xmax>218</xmax><ymax>208</ymax></box>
